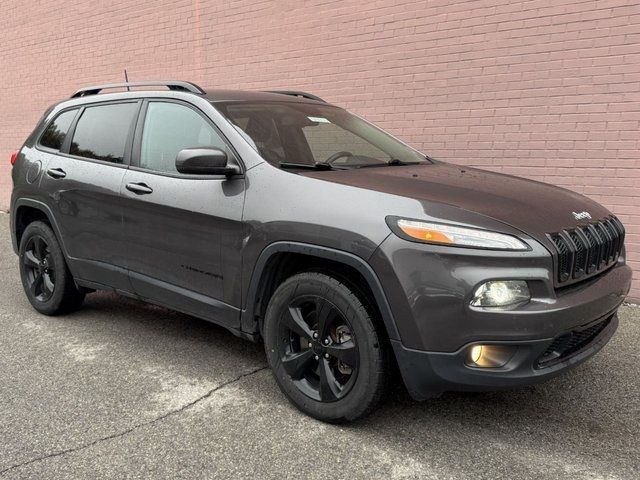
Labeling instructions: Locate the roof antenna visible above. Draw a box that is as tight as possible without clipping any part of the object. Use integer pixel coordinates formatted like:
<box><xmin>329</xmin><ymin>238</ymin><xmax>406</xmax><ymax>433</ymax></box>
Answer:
<box><xmin>124</xmin><ymin>69</ymin><xmax>130</xmax><ymax>91</ymax></box>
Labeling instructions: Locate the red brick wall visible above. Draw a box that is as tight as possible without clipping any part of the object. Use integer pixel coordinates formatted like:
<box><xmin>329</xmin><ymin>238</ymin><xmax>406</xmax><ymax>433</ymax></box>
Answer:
<box><xmin>1</xmin><ymin>0</ymin><xmax>638</xmax><ymax>300</ymax></box>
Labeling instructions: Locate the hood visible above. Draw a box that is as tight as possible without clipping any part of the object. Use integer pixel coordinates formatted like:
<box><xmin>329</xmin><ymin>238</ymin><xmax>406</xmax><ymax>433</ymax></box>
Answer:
<box><xmin>300</xmin><ymin>162</ymin><xmax>611</xmax><ymax>242</ymax></box>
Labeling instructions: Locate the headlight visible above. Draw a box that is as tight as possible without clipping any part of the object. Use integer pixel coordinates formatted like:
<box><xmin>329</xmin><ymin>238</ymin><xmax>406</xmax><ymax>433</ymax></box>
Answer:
<box><xmin>389</xmin><ymin>218</ymin><xmax>529</xmax><ymax>251</ymax></box>
<box><xmin>471</xmin><ymin>280</ymin><xmax>530</xmax><ymax>307</ymax></box>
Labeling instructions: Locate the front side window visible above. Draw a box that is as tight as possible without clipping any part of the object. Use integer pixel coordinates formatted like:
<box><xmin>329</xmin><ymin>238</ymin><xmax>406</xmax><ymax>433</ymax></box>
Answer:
<box><xmin>70</xmin><ymin>103</ymin><xmax>138</xmax><ymax>163</ymax></box>
<box><xmin>139</xmin><ymin>102</ymin><xmax>232</xmax><ymax>174</ymax></box>
<box><xmin>40</xmin><ymin>109</ymin><xmax>77</xmax><ymax>150</ymax></box>
<box><xmin>216</xmin><ymin>101</ymin><xmax>428</xmax><ymax>168</ymax></box>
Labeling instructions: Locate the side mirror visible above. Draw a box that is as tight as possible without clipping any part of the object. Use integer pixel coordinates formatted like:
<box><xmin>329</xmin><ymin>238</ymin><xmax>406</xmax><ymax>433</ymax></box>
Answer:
<box><xmin>175</xmin><ymin>148</ymin><xmax>239</xmax><ymax>176</ymax></box>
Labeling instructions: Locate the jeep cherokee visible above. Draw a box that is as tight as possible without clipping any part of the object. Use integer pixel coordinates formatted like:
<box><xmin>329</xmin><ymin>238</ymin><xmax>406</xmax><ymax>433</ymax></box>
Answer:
<box><xmin>10</xmin><ymin>81</ymin><xmax>632</xmax><ymax>422</ymax></box>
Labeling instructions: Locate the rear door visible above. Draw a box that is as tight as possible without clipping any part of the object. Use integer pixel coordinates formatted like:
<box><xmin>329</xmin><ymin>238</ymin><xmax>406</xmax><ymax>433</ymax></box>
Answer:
<box><xmin>38</xmin><ymin>100</ymin><xmax>140</xmax><ymax>291</ymax></box>
<box><xmin>120</xmin><ymin>99</ymin><xmax>245</xmax><ymax>328</ymax></box>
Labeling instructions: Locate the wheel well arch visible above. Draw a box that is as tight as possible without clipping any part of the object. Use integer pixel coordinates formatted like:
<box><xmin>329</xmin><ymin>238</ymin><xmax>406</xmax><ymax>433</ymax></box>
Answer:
<box><xmin>14</xmin><ymin>205</ymin><xmax>52</xmax><ymax>247</ymax></box>
<box><xmin>11</xmin><ymin>199</ymin><xmax>68</xmax><ymax>257</ymax></box>
<box><xmin>240</xmin><ymin>243</ymin><xmax>400</xmax><ymax>343</ymax></box>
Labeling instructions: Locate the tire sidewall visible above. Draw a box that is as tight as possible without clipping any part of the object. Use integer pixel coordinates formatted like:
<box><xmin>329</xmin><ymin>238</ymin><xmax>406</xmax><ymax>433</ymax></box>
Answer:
<box><xmin>264</xmin><ymin>273</ymin><xmax>384</xmax><ymax>422</ymax></box>
<box><xmin>18</xmin><ymin>222</ymin><xmax>72</xmax><ymax>315</ymax></box>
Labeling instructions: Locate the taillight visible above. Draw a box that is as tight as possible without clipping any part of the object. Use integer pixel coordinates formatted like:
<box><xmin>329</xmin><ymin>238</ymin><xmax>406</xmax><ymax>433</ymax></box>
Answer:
<box><xmin>10</xmin><ymin>150</ymin><xmax>18</xmax><ymax>166</ymax></box>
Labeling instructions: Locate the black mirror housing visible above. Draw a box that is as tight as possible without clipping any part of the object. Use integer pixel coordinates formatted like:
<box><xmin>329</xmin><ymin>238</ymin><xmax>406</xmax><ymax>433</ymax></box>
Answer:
<box><xmin>175</xmin><ymin>148</ymin><xmax>238</xmax><ymax>175</ymax></box>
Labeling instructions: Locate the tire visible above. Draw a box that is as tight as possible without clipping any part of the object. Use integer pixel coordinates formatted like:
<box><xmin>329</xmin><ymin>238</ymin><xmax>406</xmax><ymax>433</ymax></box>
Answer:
<box><xmin>18</xmin><ymin>221</ymin><xmax>85</xmax><ymax>315</ymax></box>
<box><xmin>264</xmin><ymin>272</ymin><xmax>388</xmax><ymax>422</ymax></box>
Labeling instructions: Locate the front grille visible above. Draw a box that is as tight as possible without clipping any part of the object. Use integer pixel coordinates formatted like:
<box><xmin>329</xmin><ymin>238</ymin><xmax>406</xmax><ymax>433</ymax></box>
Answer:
<box><xmin>536</xmin><ymin>317</ymin><xmax>611</xmax><ymax>368</ymax></box>
<box><xmin>547</xmin><ymin>216</ymin><xmax>625</xmax><ymax>285</ymax></box>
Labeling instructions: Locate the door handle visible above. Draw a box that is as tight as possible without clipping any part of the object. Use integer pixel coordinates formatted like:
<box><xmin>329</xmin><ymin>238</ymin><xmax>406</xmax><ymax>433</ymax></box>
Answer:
<box><xmin>125</xmin><ymin>182</ymin><xmax>153</xmax><ymax>195</ymax></box>
<box><xmin>46</xmin><ymin>168</ymin><xmax>66</xmax><ymax>179</ymax></box>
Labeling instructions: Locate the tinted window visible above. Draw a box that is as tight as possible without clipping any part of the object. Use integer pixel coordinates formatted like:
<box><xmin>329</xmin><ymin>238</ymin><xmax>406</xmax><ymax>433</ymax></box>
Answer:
<box><xmin>140</xmin><ymin>102</ymin><xmax>232</xmax><ymax>173</ymax></box>
<box><xmin>70</xmin><ymin>103</ymin><xmax>138</xmax><ymax>163</ymax></box>
<box><xmin>40</xmin><ymin>109</ymin><xmax>77</xmax><ymax>150</ymax></box>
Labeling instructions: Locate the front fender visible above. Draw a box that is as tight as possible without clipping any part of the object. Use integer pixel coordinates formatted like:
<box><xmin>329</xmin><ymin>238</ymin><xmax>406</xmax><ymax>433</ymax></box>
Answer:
<box><xmin>240</xmin><ymin>241</ymin><xmax>401</xmax><ymax>343</ymax></box>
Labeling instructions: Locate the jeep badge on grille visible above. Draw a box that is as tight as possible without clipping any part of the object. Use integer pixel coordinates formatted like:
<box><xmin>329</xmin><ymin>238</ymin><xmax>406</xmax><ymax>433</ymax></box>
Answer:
<box><xmin>572</xmin><ymin>211</ymin><xmax>592</xmax><ymax>220</ymax></box>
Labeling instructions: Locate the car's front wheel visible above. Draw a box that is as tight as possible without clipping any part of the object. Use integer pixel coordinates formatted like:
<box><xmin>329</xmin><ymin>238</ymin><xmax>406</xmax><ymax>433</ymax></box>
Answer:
<box><xmin>18</xmin><ymin>221</ymin><xmax>85</xmax><ymax>315</ymax></box>
<box><xmin>263</xmin><ymin>272</ymin><xmax>388</xmax><ymax>422</ymax></box>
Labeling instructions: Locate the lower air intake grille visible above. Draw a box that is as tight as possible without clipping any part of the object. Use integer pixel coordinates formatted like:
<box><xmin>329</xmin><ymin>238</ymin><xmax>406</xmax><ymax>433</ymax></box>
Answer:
<box><xmin>536</xmin><ymin>317</ymin><xmax>611</xmax><ymax>368</ymax></box>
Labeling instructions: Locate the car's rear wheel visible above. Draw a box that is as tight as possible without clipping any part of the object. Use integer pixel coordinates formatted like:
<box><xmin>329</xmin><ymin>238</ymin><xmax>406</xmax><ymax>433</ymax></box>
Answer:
<box><xmin>19</xmin><ymin>221</ymin><xmax>85</xmax><ymax>315</ymax></box>
<box><xmin>264</xmin><ymin>272</ymin><xmax>388</xmax><ymax>422</ymax></box>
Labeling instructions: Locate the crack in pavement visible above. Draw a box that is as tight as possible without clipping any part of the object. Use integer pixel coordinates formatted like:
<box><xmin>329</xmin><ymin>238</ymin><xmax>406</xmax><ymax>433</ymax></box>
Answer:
<box><xmin>0</xmin><ymin>365</ymin><xmax>269</xmax><ymax>477</ymax></box>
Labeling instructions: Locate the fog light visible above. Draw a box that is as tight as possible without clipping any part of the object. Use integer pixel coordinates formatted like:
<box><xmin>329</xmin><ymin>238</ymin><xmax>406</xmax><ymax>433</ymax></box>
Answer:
<box><xmin>471</xmin><ymin>280</ymin><xmax>530</xmax><ymax>308</ymax></box>
<box><xmin>466</xmin><ymin>344</ymin><xmax>515</xmax><ymax>368</ymax></box>
<box><xmin>469</xmin><ymin>345</ymin><xmax>483</xmax><ymax>364</ymax></box>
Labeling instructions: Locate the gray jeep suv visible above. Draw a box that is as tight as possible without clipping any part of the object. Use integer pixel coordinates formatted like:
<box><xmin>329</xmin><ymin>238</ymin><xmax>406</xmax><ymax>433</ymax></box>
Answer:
<box><xmin>10</xmin><ymin>81</ymin><xmax>632</xmax><ymax>422</ymax></box>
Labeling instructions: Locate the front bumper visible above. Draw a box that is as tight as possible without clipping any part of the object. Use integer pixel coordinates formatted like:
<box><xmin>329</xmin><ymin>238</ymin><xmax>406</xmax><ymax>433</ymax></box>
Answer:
<box><xmin>371</xmin><ymin>234</ymin><xmax>632</xmax><ymax>399</ymax></box>
<box><xmin>394</xmin><ymin>311</ymin><xmax>619</xmax><ymax>400</ymax></box>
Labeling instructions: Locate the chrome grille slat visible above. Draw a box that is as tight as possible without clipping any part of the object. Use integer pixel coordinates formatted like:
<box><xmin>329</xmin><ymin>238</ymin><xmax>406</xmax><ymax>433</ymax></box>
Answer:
<box><xmin>547</xmin><ymin>216</ymin><xmax>625</xmax><ymax>285</ymax></box>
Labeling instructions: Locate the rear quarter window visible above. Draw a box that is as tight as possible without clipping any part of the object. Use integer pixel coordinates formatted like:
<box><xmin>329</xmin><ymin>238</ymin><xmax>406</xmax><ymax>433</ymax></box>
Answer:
<box><xmin>39</xmin><ymin>109</ymin><xmax>78</xmax><ymax>150</ymax></box>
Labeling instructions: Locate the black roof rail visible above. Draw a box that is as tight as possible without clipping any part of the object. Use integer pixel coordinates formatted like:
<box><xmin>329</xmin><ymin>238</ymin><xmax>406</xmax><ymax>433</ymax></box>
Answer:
<box><xmin>265</xmin><ymin>90</ymin><xmax>326</xmax><ymax>102</ymax></box>
<box><xmin>71</xmin><ymin>81</ymin><xmax>205</xmax><ymax>98</ymax></box>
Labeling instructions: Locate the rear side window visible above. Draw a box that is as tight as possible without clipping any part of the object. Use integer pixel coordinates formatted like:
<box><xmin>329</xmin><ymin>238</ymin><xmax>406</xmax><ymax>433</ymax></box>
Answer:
<box><xmin>70</xmin><ymin>103</ymin><xmax>138</xmax><ymax>163</ymax></box>
<box><xmin>139</xmin><ymin>102</ymin><xmax>233</xmax><ymax>173</ymax></box>
<box><xmin>39</xmin><ymin>109</ymin><xmax>77</xmax><ymax>150</ymax></box>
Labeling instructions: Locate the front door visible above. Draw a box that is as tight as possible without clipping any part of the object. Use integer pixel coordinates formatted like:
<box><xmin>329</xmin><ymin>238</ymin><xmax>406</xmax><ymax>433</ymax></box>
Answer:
<box><xmin>120</xmin><ymin>100</ymin><xmax>245</xmax><ymax>328</ymax></box>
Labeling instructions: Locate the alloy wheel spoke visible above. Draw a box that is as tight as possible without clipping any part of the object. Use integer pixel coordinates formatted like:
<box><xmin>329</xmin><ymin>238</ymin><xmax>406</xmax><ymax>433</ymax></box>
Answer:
<box><xmin>324</xmin><ymin>340</ymin><xmax>358</xmax><ymax>367</ymax></box>
<box><xmin>283</xmin><ymin>306</ymin><xmax>313</xmax><ymax>340</ymax></box>
<box><xmin>318</xmin><ymin>358</ymin><xmax>341</xmax><ymax>401</ymax></box>
<box><xmin>282</xmin><ymin>349</ymin><xmax>315</xmax><ymax>380</ymax></box>
<box><xmin>314</xmin><ymin>296</ymin><xmax>334</xmax><ymax>338</ymax></box>
<box><xmin>31</xmin><ymin>272</ymin><xmax>44</xmax><ymax>296</ymax></box>
<box><xmin>33</xmin><ymin>237</ymin><xmax>45</xmax><ymax>261</ymax></box>
<box><xmin>24</xmin><ymin>250</ymin><xmax>40</xmax><ymax>268</ymax></box>
<box><xmin>43</xmin><ymin>273</ymin><xmax>55</xmax><ymax>295</ymax></box>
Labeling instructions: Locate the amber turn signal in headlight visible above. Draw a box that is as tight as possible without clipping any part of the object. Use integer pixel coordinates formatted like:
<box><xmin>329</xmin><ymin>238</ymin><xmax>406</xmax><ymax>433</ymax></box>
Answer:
<box><xmin>391</xmin><ymin>218</ymin><xmax>529</xmax><ymax>251</ymax></box>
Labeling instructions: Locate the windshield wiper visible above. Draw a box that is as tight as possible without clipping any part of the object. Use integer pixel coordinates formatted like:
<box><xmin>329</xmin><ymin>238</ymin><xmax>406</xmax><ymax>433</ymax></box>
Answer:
<box><xmin>280</xmin><ymin>159</ymin><xmax>421</xmax><ymax>171</ymax></box>
<box><xmin>387</xmin><ymin>158</ymin><xmax>421</xmax><ymax>166</ymax></box>
<box><xmin>354</xmin><ymin>159</ymin><xmax>422</xmax><ymax>169</ymax></box>
<box><xmin>279</xmin><ymin>162</ymin><xmax>335</xmax><ymax>171</ymax></box>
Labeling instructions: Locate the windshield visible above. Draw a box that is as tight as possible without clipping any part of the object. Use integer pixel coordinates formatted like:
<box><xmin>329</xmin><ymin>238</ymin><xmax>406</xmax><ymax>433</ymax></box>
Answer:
<box><xmin>215</xmin><ymin>101</ymin><xmax>429</xmax><ymax>168</ymax></box>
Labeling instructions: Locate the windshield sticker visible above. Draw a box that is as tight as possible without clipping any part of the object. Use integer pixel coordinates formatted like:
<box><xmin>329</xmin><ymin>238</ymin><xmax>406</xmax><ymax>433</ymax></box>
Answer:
<box><xmin>308</xmin><ymin>116</ymin><xmax>331</xmax><ymax>123</ymax></box>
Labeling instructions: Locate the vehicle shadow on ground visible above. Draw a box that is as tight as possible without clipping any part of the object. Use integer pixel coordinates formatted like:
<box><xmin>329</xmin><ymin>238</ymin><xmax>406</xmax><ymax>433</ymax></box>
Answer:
<box><xmin>70</xmin><ymin>290</ymin><xmax>266</xmax><ymax>363</ymax></box>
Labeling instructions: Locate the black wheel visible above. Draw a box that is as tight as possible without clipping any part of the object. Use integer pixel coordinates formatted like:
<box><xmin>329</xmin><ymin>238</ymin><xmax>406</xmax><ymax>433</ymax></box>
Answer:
<box><xmin>264</xmin><ymin>272</ymin><xmax>388</xmax><ymax>422</ymax></box>
<box><xmin>18</xmin><ymin>221</ymin><xmax>85</xmax><ymax>315</ymax></box>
